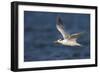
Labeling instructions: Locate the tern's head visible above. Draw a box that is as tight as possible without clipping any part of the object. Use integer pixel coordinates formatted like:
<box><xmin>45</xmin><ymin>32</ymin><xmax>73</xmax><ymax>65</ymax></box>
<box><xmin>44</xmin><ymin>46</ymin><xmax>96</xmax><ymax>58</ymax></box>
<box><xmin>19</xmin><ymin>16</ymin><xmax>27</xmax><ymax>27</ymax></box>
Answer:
<box><xmin>54</xmin><ymin>39</ymin><xmax>62</xmax><ymax>44</ymax></box>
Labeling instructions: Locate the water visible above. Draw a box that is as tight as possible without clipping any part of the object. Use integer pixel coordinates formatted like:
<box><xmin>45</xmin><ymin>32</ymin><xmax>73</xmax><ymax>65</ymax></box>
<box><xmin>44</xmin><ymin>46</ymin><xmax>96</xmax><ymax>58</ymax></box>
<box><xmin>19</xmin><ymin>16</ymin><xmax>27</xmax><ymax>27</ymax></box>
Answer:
<box><xmin>24</xmin><ymin>11</ymin><xmax>90</xmax><ymax>62</ymax></box>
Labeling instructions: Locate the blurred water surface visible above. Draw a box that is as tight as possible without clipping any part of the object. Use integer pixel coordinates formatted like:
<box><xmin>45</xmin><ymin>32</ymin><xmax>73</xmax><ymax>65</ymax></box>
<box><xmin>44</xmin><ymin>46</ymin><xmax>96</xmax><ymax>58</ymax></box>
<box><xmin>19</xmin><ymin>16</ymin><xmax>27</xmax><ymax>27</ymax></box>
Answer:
<box><xmin>24</xmin><ymin>11</ymin><xmax>90</xmax><ymax>62</ymax></box>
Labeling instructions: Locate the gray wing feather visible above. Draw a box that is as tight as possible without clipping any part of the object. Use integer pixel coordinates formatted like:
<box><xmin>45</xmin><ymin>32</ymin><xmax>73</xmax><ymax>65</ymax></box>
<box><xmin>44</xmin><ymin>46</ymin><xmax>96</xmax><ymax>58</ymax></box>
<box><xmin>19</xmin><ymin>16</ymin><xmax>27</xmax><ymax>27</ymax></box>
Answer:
<box><xmin>70</xmin><ymin>32</ymin><xmax>84</xmax><ymax>39</ymax></box>
<box><xmin>56</xmin><ymin>16</ymin><xmax>70</xmax><ymax>39</ymax></box>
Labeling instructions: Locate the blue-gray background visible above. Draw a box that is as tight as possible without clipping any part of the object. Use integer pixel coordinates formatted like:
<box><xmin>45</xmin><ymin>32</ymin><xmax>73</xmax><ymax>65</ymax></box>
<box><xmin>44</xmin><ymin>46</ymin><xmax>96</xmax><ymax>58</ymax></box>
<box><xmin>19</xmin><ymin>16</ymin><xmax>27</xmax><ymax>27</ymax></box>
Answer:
<box><xmin>24</xmin><ymin>11</ymin><xmax>90</xmax><ymax>62</ymax></box>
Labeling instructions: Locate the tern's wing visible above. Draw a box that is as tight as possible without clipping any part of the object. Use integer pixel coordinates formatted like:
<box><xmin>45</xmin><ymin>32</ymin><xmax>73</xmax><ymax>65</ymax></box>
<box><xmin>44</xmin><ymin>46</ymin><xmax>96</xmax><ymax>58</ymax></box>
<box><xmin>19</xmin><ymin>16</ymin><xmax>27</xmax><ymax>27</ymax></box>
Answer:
<box><xmin>56</xmin><ymin>16</ymin><xmax>70</xmax><ymax>39</ymax></box>
<box><xmin>70</xmin><ymin>32</ymin><xmax>84</xmax><ymax>39</ymax></box>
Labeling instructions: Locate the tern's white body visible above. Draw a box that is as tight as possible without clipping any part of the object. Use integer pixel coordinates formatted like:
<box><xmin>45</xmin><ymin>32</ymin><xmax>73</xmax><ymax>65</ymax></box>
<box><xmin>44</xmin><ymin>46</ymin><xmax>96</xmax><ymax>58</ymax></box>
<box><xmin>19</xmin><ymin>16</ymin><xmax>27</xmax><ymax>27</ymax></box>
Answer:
<box><xmin>55</xmin><ymin>16</ymin><xmax>82</xmax><ymax>46</ymax></box>
<box><xmin>56</xmin><ymin>39</ymin><xmax>81</xmax><ymax>46</ymax></box>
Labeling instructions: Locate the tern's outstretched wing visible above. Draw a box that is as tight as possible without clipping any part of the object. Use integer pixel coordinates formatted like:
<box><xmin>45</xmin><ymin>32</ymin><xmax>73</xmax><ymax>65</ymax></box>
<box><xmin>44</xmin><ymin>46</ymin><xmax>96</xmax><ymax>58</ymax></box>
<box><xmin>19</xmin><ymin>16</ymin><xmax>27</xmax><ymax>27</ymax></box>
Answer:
<box><xmin>56</xmin><ymin>16</ymin><xmax>70</xmax><ymax>39</ymax></box>
<box><xmin>70</xmin><ymin>32</ymin><xmax>84</xmax><ymax>39</ymax></box>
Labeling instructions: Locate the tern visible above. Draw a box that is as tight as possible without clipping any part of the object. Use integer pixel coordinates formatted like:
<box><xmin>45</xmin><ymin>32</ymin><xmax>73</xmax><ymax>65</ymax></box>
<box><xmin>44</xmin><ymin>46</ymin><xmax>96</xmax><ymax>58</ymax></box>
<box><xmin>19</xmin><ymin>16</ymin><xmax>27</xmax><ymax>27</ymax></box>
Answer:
<box><xmin>54</xmin><ymin>16</ymin><xmax>83</xmax><ymax>46</ymax></box>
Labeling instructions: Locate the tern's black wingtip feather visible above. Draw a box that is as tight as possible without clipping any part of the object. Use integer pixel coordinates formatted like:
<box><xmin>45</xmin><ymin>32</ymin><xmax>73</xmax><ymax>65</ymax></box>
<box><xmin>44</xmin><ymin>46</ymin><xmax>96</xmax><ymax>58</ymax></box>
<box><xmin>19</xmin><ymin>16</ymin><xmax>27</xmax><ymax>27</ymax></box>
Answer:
<box><xmin>56</xmin><ymin>16</ymin><xmax>63</xmax><ymax>25</ymax></box>
<box><xmin>57</xmin><ymin>16</ymin><xmax>61</xmax><ymax>21</ymax></box>
<box><xmin>57</xmin><ymin>16</ymin><xmax>60</xmax><ymax>19</ymax></box>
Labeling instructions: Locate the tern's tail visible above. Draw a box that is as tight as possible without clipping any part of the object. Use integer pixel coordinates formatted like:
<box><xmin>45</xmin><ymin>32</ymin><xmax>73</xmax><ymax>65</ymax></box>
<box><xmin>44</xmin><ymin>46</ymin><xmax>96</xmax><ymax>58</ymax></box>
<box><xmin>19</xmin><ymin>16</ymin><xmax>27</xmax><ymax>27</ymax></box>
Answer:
<box><xmin>76</xmin><ymin>43</ymin><xmax>81</xmax><ymax>46</ymax></box>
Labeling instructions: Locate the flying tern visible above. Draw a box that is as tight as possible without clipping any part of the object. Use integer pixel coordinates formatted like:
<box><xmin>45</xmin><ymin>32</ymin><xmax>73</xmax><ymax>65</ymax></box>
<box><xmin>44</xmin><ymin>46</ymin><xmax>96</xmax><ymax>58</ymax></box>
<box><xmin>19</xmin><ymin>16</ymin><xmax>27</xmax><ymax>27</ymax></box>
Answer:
<box><xmin>54</xmin><ymin>16</ymin><xmax>83</xmax><ymax>46</ymax></box>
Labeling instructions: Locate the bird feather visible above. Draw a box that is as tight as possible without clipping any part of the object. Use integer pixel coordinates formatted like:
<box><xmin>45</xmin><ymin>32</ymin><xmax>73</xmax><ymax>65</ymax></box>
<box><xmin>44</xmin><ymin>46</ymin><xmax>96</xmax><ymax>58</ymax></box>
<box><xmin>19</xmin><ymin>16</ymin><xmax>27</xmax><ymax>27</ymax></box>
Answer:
<box><xmin>56</xmin><ymin>16</ymin><xmax>70</xmax><ymax>39</ymax></box>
